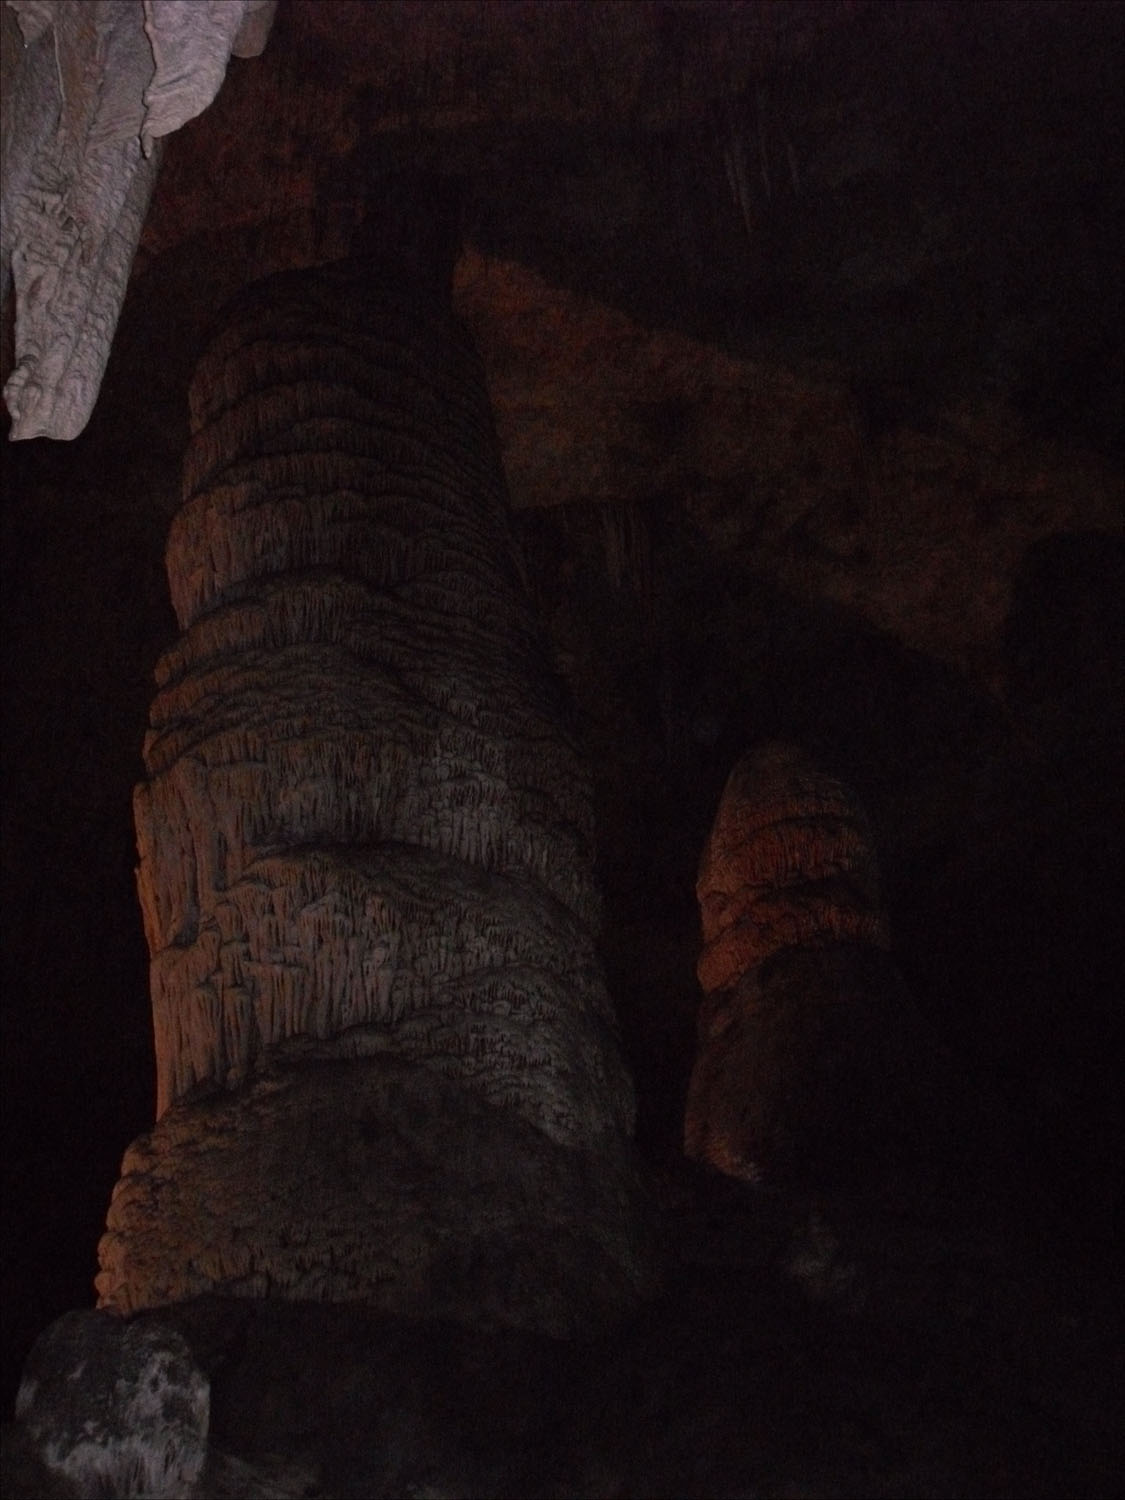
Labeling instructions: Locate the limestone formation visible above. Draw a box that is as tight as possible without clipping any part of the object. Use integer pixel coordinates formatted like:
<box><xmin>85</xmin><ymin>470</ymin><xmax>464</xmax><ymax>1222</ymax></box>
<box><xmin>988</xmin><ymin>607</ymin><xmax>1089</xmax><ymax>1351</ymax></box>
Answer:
<box><xmin>686</xmin><ymin>743</ymin><xmax>939</xmax><ymax>1186</ymax></box>
<box><xmin>97</xmin><ymin>253</ymin><xmax>653</xmax><ymax>1328</ymax></box>
<box><xmin>695</xmin><ymin>741</ymin><xmax>890</xmax><ymax>997</ymax></box>
<box><xmin>96</xmin><ymin>1056</ymin><xmax>654</xmax><ymax>1337</ymax></box>
<box><xmin>1</xmin><ymin>0</ymin><xmax>276</xmax><ymax>440</ymax></box>
<box><xmin>15</xmin><ymin>1310</ymin><xmax>209</xmax><ymax>1499</ymax></box>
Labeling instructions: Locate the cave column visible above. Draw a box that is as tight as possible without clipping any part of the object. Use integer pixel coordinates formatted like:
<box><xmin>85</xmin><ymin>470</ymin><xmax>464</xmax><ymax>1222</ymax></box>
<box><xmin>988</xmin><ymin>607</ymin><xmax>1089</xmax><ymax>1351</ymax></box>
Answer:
<box><xmin>686</xmin><ymin>741</ymin><xmax>956</xmax><ymax>1191</ymax></box>
<box><xmin>97</xmin><ymin>181</ymin><xmax>658</xmax><ymax>1336</ymax></box>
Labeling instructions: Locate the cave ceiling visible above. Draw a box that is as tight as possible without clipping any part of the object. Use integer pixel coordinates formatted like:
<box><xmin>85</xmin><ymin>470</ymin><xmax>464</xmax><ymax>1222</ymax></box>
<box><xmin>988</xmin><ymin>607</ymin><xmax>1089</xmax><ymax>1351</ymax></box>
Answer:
<box><xmin>7</xmin><ymin>0</ymin><xmax>1120</xmax><ymax>676</ymax></box>
<box><xmin>4</xmin><ymin>2</ymin><xmax>1122</xmax><ymax>678</ymax></box>
<box><xmin>1</xmin><ymin>0</ymin><xmax>1121</xmax><ymax>943</ymax></box>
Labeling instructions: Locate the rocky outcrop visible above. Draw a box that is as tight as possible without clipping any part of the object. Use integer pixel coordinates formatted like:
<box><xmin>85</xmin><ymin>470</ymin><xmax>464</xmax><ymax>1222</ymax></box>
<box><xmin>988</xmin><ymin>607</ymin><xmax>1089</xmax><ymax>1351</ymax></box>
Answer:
<box><xmin>0</xmin><ymin>0</ymin><xmax>276</xmax><ymax>440</ymax></box>
<box><xmin>686</xmin><ymin>742</ymin><xmax>947</xmax><ymax>1187</ymax></box>
<box><xmin>96</xmin><ymin>250</ymin><xmax>654</xmax><ymax>1328</ymax></box>
<box><xmin>15</xmin><ymin>1310</ymin><xmax>209</xmax><ymax>1499</ymax></box>
<box><xmin>11</xmin><ymin>1308</ymin><xmax>319</xmax><ymax>1498</ymax></box>
<box><xmin>12</xmin><ymin>1174</ymin><xmax>1123</xmax><ymax>1500</ymax></box>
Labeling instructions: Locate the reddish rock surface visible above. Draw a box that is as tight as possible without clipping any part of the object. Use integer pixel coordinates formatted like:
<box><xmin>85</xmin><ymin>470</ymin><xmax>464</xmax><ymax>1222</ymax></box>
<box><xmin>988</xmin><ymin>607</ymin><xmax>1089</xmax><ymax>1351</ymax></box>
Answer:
<box><xmin>694</xmin><ymin>742</ymin><xmax>890</xmax><ymax>995</ymax></box>
<box><xmin>684</xmin><ymin>745</ymin><xmax>954</xmax><ymax>1189</ymax></box>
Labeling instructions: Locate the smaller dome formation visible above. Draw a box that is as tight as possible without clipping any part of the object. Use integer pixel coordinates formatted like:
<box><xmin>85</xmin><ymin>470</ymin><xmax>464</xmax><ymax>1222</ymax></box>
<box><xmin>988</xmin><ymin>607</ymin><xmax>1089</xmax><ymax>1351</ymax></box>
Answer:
<box><xmin>686</xmin><ymin>742</ymin><xmax>942</xmax><ymax>1188</ymax></box>
<box><xmin>695</xmin><ymin>741</ymin><xmax>891</xmax><ymax>995</ymax></box>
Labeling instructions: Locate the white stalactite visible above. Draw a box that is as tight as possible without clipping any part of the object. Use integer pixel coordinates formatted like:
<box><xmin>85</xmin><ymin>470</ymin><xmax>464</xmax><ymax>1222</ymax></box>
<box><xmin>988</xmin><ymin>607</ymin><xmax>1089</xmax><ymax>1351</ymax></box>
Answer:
<box><xmin>2</xmin><ymin>0</ymin><xmax>277</xmax><ymax>439</ymax></box>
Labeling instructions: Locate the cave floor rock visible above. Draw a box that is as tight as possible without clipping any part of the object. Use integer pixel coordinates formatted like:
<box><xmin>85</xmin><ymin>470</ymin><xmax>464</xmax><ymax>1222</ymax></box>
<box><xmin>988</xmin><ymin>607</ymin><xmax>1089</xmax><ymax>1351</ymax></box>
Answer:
<box><xmin>5</xmin><ymin>1159</ymin><xmax>1119</xmax><ymax>1500</ymax></box>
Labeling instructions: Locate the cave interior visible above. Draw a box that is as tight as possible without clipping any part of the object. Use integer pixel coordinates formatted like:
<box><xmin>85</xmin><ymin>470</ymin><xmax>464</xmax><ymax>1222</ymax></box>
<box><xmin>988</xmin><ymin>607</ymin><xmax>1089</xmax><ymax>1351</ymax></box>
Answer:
<box><xmin>0</xmin><ymin>2</ymin><xmax>1122</xmax><ymax>1496</ymax></box>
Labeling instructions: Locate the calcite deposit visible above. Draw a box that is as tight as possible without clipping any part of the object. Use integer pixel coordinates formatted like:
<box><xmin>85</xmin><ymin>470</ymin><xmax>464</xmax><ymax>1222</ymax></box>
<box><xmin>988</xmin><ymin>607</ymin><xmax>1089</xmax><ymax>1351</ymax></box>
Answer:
<box><xmin>694</xmin><ymin>741</ymin><xmax>891</xmax><ymax>996</ymax></box>
<box><xmin>15</xmin><ymin>1310</ymin><xmax>209</xmax><ymax>1500</ymax></box>
<box><xmin>97</xmin><ymin>252</ymin><xmax>655</xmax><ymax>1327</ymax></box>
<box><xmin>686</xmin><ymin>743</ymin><xmax>943</xmax><ymax>1187</ymax></box>
<box><xmin>1</xmin><ymin>0</ymin><xmax>277</xmax><ymax>440</ymax></box>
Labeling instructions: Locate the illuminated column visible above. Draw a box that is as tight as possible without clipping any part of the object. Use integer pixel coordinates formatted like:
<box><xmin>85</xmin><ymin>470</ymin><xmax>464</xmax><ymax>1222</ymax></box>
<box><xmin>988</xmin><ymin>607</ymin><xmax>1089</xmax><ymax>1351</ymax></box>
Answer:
<box><xmin>686</xmin><ymin>741</ymin><xmax>938</xmax><ymax>1188</ymax></box>
<box><xmin>98</xmin><ymin>230</ymin><xmax>656</xmax><ymax>1333</ymax></box>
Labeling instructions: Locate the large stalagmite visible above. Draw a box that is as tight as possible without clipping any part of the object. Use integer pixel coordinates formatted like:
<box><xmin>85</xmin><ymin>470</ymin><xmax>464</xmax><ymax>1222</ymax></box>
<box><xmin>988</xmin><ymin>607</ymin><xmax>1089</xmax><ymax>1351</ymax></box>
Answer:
<box><xmin>96</xmin><ymin>239</ymin><xmax>655</xmax><ymax>1333</ymax></box>
<box><xmin>694</xmin><ymin>742</ymin><xmax>891</xmax><ymax>999</ymax></box>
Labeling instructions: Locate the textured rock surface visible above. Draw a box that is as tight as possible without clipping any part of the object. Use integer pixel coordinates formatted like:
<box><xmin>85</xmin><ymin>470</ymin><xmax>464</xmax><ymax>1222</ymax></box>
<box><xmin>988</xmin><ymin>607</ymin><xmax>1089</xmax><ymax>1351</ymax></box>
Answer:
<box><xmin>457</xmin><ymin>249</ymin><xmax>1122</xmax><ymax>686</ymax></box>
<box><xmin>13</xmin><ymin>1168</ymin><xmax>1125</xmax><ymax>1500</ymax></box>
<box><xmin>694</xmin><ymin>741</ymin><xmax>890</xmax><ymax>995</ymax></box>
<box><xmin>97</xmin><ymin>251</ymin><xmax>650</xmax><ymax>1325</ymax></box>
<box><xmin>1</xmin><ymin>4</ymin><xmax>1120</xmax><ymax>1484</ymax></box>
<box><xmin>685</xmin><ymin>744</ymin><xmax>951</xmax><ymax>1187</ymax></box>
<box><xmin>0</xmin><ymin>0</ymin><xmax>275</xmax><ymax>439</ymax></box>
<box><xmin>15</xmin><ymin>1309</ymin><xmax>208</xmax><ymax>1499</ymax></box>
<box><xmin>96</xmin><ymin>1055</ymin><xmax>657</xmax><ymax>1335</ymax></box>
<box><xmin>134</xmin><ymin>257</ymin><xmax>629</xmax><ymax>1145</ymax></box>
<box><xmin>686</xmin><ymin>944</ymin><xmax>957</xmax><ymax>1189</ymax></box>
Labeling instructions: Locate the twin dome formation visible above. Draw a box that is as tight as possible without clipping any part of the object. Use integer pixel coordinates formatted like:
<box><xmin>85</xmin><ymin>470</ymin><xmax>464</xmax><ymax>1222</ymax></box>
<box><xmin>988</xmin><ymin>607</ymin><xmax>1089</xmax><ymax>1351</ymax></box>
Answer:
<box><xmin>95</xmin><ymin>254</ymin><xmax>941</xmax><ymax>1338</ymax></box>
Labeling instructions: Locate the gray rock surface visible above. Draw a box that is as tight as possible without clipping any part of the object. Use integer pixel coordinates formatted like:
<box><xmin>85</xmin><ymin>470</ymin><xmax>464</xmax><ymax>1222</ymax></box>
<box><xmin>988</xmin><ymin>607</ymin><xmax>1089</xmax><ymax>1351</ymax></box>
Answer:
<box><xmin>97</xmin><ymin>1053</ymin><xmax>659</xmax><ymax>1335</ymax></box>
<box><xmin>0</xmin><ymin>0</ymin><xmax>276</xmax><ymax>439</ymax></box>
<box><xmin>15</xmin><ymin>1309</ymin><xmax>208</xmax><ymax>1498</ymax></box>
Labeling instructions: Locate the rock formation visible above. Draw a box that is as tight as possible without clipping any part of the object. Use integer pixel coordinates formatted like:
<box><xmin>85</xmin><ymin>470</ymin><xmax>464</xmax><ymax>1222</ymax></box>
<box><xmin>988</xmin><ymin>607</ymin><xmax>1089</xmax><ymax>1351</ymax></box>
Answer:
<box><xmin>95</xmin><ymin>238</ymin><xmax>655</xmax><ymax>1333</ymax></box>
<box><xmin>694</xmin><ymin>741</ymin><xmax>891</xmax><ymax>998</ymax></box>
<box><xmin>686</xmin><ymin>741</ymin><xmax>944</xmax><ymax>1187</ymax></box>
<box><xmin>0</xmin><ymin>0</ymin><xmax>276</xmax><ymax>440</ymax></box>
<box><xmin>1</xmin><ymin>7</ymin><xmax>1120</xmax><ymax>1492</ymax></box>
<box><xmin>15</xmin><ymin>1309</ymin><xmax>209</xmax><ymax>1499</ymax></box>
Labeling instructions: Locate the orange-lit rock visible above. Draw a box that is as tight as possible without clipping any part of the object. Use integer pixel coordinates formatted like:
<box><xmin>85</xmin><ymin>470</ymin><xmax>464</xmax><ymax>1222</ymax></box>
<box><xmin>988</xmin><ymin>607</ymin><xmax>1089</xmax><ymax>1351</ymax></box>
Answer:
<box><xmin>2</xmin><ymin>5</ymin><xmax>1120</xmax><ymax>1490</ymax></box>
<box><xmin>686</xmin><ymin>743</ymin><xmax>946</xmax><ymax>1187</ymax></box>
<box><xmin>695</xmin><ymin>742</ymin><xmax>890</xmax><ymax>996</ymax></box>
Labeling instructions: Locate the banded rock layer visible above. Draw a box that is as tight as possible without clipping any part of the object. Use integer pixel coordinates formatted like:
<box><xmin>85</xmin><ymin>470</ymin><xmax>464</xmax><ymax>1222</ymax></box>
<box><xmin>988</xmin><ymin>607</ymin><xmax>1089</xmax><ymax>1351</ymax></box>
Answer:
<box><xmin>695</xmin><ymin>741</ymin><xmax>890</xmax><ymax>996</ymax></box>
<box><xmin>98</xmin><ymin>260</ymin><xmax>652</xmax><ymax>1325</ymax></box>
<box><xmin>97</xmin><ymin>1056</ymin><xmax>654</xmax><ymax>1337</ymax></box>
<box><xmin>686</xmin><ymin>743</ymin><xmax>941</xmax><ymax>1187</ymax></box>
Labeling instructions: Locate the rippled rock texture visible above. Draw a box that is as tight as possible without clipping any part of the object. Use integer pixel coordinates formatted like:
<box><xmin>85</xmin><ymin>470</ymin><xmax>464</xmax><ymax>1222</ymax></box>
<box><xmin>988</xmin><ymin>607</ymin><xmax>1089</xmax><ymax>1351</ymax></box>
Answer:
<box><xmin>686</xmin><ymin>742</ymin><xmax>951</xmax><ymax>1188</ymax></box>
<box><xmin>0</xmin><ymin>0</ymin><xmax>277</xmax><ymax>440</ymax></box>
<box><xmin>96</xmin><ymin>251</ymin><xmax>655</xmax><ymax>1329</ymax></box>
